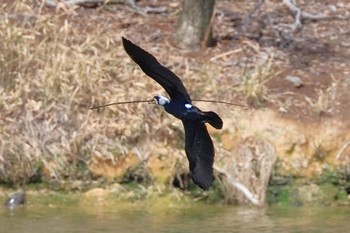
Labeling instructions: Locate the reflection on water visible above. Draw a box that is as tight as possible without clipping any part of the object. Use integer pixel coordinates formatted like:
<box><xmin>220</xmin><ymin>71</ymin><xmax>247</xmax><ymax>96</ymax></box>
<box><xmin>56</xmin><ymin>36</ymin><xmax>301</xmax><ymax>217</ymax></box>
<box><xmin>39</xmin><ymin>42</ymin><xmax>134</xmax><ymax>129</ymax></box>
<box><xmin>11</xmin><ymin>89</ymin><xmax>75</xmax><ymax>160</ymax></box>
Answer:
<box><xmin>1</xmin><ymin>203</ymin><xmax>349</xmax><ymax>233</ymax></box>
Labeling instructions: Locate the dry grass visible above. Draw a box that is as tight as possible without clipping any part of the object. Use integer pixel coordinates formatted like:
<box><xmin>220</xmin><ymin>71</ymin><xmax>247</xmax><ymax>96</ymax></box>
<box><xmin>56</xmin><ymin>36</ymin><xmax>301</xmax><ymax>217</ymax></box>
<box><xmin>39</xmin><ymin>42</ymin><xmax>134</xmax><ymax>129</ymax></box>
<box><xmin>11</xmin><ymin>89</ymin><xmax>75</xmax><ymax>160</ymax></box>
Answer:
<box><xmin>0</xmin><ymin>1</ymin><xmax>155</xmax><ymax>185</ymax></box>
<box><xmin>305</xmin><ymin>75</ymin><xmax>340</xmax><ymax>115</ymax></box>
<box><xmin>0</xmin><ymin>0</ymin><xmax>213</xmax><ymax>187</ymax></box>
<box><xmin>0</xmin><ymin>1</ymin><xmax>277</xmax><ymax>193</ymax></box>
<box><xmin>236</xmin><ymin>53</ymin><xmax>275</xmax><ymax>107</ymax></box>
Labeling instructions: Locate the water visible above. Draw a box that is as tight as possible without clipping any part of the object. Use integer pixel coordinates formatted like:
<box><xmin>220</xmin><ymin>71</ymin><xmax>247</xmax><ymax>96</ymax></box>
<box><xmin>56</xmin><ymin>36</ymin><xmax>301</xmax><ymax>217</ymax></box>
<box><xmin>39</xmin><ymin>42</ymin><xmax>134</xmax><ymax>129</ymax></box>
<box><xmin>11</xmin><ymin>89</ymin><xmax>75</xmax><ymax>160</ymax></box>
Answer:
<box><xmin>1</xmin><ymin>203</ymin><xmax>349</xmax><ymax>233</ymax></box>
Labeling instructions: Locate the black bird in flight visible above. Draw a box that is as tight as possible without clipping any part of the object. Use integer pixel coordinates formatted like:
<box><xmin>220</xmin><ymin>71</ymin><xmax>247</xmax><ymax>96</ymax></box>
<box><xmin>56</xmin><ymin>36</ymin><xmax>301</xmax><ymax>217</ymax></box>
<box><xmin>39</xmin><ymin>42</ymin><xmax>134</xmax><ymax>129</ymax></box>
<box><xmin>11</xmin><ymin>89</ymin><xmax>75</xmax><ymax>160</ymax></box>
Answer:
<box><xmin>122</xmin><ymin>37</ymin><xmax>223</xmax><ymax>190</ymax></box>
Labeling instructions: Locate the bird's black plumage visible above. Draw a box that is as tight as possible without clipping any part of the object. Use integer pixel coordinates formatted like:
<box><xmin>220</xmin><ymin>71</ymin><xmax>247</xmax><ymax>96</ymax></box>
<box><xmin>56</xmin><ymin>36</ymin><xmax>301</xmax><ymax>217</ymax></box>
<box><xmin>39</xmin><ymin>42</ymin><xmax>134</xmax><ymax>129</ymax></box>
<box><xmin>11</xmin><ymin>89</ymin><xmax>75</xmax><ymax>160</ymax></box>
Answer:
<box><xmin>182</xmin><ymin>121</ymin><xmax>214</xmax><ymax>189</ymax></box>
<box><xmin>5</xmin><ymin>190</ymin><xmax>26</xmax><ymax>209</ymax></box>
<box><xmin>122</xmin><ymin>37</ymin><xmax>223</xmax><ymax>190</ymax></box>
<box><xmin>122</xmin><ymin>37</ymin><xmax>191</xmax><ymax>103</ymax></box>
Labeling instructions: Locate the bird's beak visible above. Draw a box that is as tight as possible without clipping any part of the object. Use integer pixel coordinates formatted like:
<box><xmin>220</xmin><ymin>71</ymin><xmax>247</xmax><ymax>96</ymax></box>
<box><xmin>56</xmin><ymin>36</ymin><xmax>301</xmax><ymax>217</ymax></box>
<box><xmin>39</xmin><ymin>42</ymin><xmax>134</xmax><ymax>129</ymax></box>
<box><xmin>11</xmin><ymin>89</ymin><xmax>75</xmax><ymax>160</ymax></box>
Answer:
<box><xmin>148</xmin><ymin>98</ymin><xmax>157</xmax><ymax>105</ymax></box>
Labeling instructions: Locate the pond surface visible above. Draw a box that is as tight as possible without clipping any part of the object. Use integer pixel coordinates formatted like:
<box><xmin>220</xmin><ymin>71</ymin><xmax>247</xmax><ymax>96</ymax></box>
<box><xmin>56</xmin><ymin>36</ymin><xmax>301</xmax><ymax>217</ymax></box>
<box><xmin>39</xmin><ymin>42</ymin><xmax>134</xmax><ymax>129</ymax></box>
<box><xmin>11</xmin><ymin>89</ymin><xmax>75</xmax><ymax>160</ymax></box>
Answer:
<box><xmin>1</xmin><ymin>203</ymin><xmax>349</xmax><ymax>233</ymax></box>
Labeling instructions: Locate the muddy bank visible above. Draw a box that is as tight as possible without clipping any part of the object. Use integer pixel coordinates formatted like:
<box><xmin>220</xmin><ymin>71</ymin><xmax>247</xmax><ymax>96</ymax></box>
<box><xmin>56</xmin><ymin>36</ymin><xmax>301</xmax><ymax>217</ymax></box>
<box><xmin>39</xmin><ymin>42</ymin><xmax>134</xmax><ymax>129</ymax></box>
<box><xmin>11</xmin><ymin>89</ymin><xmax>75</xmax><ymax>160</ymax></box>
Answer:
<box><xmin>2</xmin><ymin>105</ymin><xmax>349</xmax><ymax>206</ymax></box>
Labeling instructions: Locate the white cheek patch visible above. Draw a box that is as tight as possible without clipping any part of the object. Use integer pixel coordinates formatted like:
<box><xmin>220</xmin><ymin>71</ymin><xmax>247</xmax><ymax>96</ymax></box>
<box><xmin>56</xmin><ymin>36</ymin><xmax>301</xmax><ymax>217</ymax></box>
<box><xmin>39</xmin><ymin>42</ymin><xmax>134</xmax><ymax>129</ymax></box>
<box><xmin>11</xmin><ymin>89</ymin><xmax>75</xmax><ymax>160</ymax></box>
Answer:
<box><xmin>155</xmin><ymin>95</ymin><xmax>170</xmax><ymax>106</ymax></box>
<box><xmin>159</xmin><ymin>97</ymin><xmax>170</xmax><ymax>105</ymax></box>
<box><xmin>185</xmin><ymin>104</ymin><xmax>192</xmax><ymax>109</ymax></box>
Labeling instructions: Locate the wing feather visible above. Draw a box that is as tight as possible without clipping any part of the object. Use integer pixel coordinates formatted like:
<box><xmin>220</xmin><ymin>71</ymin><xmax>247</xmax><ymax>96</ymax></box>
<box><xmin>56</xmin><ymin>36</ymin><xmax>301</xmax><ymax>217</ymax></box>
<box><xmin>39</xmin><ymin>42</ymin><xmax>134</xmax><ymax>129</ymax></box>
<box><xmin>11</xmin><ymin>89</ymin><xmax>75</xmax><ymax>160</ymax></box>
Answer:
<box><xmin>182</xmin><ymin>120</ymin><xmax>214</xmax><ymax>190</ymax></box>
<box><xmin>122</xmin><ymin>37</ymin><xmax>191</xmax><ymax>102</ymax></box>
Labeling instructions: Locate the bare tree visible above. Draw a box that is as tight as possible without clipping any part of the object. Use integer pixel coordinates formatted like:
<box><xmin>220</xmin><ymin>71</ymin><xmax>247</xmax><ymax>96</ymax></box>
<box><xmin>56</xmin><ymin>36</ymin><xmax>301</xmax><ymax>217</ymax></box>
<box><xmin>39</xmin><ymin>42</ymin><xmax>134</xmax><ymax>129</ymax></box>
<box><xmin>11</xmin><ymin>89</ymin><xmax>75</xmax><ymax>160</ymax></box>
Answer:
<box><xmin>175</xmin><ymin>0</ymin><xmax>215</xmax><ymax>49</ymax></box>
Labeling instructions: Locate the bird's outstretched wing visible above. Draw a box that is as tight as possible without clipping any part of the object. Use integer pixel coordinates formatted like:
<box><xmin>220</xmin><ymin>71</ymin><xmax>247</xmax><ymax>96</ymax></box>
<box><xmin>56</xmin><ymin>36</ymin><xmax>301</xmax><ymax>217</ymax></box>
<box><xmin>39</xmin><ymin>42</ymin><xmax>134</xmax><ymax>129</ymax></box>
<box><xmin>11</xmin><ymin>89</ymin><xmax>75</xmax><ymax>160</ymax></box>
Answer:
<box><xmin>182</xmin><ymin>120</ymin><xmax>214</xmax><ymax>190</ymax></box>
<box><xmin>122</xmin><ymin>37</ymin><xmax>191</xmax><ymax>102</ymax></box>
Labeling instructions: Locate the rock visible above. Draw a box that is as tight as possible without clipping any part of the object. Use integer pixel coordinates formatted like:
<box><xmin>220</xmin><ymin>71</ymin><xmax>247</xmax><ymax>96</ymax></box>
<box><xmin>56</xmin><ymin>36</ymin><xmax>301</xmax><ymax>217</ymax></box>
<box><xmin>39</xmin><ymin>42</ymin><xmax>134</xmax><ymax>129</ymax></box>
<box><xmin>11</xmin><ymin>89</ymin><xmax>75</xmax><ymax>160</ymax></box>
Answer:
<box><xmin>108</xmin><ymin>183</ymin><xmax>125</xmax><ymax>194</ymax></box>
<box><xmin>328</xmin><ymin>5</ymin><xmax>337</xmax><ymax>13</ymax></box>
<box><xmin>84</xmin><ymin>188</ymin><xmax>108</xmax><ymax>198</ymax></box>
<box><xmin>285</xmin><ymin>75</ymin><xmax>303</xmax><ymax>88</ymax></box>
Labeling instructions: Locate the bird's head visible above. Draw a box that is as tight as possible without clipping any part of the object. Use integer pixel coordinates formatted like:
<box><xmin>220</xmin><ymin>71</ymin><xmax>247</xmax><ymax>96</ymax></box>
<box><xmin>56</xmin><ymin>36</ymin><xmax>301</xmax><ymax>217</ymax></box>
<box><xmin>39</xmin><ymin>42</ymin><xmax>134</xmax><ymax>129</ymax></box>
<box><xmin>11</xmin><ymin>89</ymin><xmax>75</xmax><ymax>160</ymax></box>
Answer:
<box><xmin>153</xmin><ymin>95</ymin><xmax>170</xmax><ymax>106</ymax></box>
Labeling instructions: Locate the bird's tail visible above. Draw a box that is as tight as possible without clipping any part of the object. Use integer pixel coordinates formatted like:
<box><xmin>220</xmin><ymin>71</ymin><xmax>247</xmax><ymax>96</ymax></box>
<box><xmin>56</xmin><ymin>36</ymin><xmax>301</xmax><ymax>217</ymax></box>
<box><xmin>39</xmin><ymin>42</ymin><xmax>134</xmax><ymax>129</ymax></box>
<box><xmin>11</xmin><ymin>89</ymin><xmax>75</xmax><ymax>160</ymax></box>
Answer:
<box><xmin>203</xmin><ymin>111</ymin><xmax>223</xmax><ymax>129</ymax></box>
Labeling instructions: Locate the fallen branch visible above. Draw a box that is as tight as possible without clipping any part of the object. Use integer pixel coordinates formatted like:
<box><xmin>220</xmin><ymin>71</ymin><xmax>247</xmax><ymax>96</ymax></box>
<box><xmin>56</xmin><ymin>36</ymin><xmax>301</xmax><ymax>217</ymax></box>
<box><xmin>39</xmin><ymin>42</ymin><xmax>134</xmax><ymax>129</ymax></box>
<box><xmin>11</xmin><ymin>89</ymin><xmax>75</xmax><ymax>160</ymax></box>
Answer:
<box><xmin>283</xmin><ymin>0</ymin><xmax>328</xmax><ymax>20</ymax></box>
<box><xmin>209</xmin><ymin>49</ymin><xmax>242</xmax><ymax>62</ymax></box>
<box><xmin>45</xmin><ymin>0</ymin><xmax>166</xmax><ymax>15</ymax></box>
<box><xmin>283</xmin><ymin>0</ymin><xmax>349</xmax><ymax>31</ymax></box>
<box><xmin>336</xmin><ymin>141</ymin><xmax>350</xmax><ymax>160</ymax></box>
<box><xmin>45</xmin><ymin>0</ymin><xmax>128</xmax><ymax>7</ymax></box>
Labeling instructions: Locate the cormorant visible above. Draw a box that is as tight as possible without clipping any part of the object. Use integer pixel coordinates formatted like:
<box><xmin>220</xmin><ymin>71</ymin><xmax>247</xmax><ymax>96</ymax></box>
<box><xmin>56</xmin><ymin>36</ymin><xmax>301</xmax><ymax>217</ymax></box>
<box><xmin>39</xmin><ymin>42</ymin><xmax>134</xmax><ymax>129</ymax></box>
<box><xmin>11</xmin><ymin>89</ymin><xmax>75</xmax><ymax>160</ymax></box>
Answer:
<box><xmin>5</xmin><ymin>190</ymin><xmax>26</xmax><ymax>209</ymax></box>
<box><xmin>122</xmin><ymin>37</ymin><xmax>223</xmax><ymax>190</ymax></box>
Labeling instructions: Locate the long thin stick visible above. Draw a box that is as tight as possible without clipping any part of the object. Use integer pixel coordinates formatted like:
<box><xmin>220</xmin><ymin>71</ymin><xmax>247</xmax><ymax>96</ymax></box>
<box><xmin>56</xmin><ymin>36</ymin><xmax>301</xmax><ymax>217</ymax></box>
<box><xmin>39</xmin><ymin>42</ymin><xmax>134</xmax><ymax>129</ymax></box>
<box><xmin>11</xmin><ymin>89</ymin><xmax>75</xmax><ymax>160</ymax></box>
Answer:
<box><xmin>90</xmin><ymin>100</ymin><xmax>153</xmax><ymax>110</ymax></box>
<box><xmin>192</xmin><ymin>99</ymin><xmax>248</xmax><ymax>108</ymax></box>
<box><xmin>90</xmin><ymin>99</ymin><xmax>247</xmax><ymax>110</ymax></box>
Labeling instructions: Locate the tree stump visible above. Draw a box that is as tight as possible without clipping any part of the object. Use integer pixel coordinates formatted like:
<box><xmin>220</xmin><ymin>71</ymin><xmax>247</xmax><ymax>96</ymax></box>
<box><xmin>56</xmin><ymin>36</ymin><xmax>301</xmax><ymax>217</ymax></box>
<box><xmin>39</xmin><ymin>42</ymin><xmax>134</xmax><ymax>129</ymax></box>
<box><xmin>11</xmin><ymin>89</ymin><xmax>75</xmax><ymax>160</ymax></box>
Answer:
<box><xmin>219</xmin><ymin>137</ymin><xmax>276</xmax><ymax>205</ymax></box>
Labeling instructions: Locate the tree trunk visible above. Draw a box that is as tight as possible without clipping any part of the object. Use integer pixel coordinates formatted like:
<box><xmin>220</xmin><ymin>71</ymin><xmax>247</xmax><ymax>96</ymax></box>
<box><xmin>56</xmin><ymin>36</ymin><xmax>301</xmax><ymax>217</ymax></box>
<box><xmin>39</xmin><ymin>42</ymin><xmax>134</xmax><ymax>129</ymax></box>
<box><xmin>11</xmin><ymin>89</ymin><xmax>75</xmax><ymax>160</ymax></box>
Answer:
<box><xmin>175</xmin><ymin>0</ymin><xmax>215</xmax><ymax>49</ymax></box>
